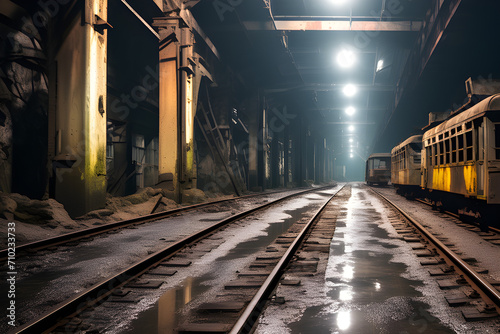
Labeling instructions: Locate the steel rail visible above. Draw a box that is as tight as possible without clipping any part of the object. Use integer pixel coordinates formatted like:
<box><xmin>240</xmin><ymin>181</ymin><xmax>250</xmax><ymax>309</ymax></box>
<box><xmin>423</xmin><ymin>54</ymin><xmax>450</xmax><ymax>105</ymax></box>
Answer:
<box><xmin>0</xmin><ymin>186</ymin><xmax>331</xmax><ymax>260</ymax></box>
<box><xmin>415</xmin><ymin>198</ymin><xmax>500</xmax><ymax>235</ymax></box>
<box><xmin>372</xmin><ymin>188</ymin><xmax>500</xmax><ymax>310</ymax></box>
<box><xmin>13</xmin><ymin>186</ymin><xmax>337</xmax><ymax>334</ymax></box>
<box><xmin>230</xmin><ymin>185</ymin><xmax>346</xmax><ymax>333</ymax></box>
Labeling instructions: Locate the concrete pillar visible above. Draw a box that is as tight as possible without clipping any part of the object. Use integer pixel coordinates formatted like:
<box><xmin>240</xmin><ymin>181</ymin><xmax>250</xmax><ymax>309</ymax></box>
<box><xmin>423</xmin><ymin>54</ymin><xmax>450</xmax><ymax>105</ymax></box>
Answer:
<box><xmin>153</xmin><ymin>15</ymin><xmax>196</xmax><ymax>202</ymax></box>
<box><xmin>300</xmin><ymin>116</ymin><xmax>308</xmax><ymax>186</ymax></box>
<box><xmin>248</xmin><ymin>108</ymin><xmax>260</xmax><ymax>191</ymax></box>
<box><xmin>51</xmin><ymin>0</ymin><xmax>108</xmax><ymax>217</ymax></box>
<box><xmin>284</xmin><ymin>126</ymin><xmax>290</xmax><ymax>188</ymax></box>
<box><xmin>270</xmin><ymin>131</ymin><xmax>279</xmax><ymax>188</ymax></box>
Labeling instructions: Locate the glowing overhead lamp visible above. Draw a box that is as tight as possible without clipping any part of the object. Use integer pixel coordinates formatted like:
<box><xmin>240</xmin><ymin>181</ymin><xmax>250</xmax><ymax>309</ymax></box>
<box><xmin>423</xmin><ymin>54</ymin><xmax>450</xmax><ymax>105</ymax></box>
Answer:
<box><xmin>337</xmin><ymin>49</ymin><xmax>356</xmax><ymax>68</ymax></box>
<box><xmin>332</xmin><ymin>0</ymin><xmax>349</xmax><ymax>5</ymax></box>
<box><xmin>376</xmin><ymin>59</ymin><xmax>384</xmax><ymax>72</ymax></box>
<box><xmin>343</xmin><ymin>84</ymin><xmax>357</xmax><ymax>97</ymax></box>
<box><xmin>348</xmin><ymin>125</ymin><xmax>355</xmax><ymax>132</ymax></box>
<box><xmin>349</xmin><ymin>138</ymin><xmax>353</xmax><ymax>143</ymax></box>
<box><xmin>345</xmin><ymin>106</ymin><xmax>356</xmax><ymax>116</ymax></box>
<box><xmin>350</xmin><ymin>154</ymin><xmax>354</xmax><ymax>158</ymax></box>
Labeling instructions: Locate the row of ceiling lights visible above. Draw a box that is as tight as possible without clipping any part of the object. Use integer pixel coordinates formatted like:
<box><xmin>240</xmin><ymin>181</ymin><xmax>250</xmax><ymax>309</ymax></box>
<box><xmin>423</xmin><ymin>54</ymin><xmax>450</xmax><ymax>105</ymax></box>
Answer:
<box><xmin>337</xmin><ymin>48</ymin><xmax>374</xmax><ymax>158</ymax></box>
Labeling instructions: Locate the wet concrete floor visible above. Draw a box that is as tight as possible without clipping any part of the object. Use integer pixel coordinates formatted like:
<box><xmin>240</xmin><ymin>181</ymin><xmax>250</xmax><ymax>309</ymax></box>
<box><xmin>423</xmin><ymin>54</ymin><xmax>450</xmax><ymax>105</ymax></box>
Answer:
<box><xmin>0</xmin><ymin>191</ymin><xmax>304</xmax><ymax>331</ymax></box>
<box><xmin>257</xmin><ymin>184</ymin><xmax>460</xmax><ymax>333</ymax></box>
<box><xmin>91</xmin><ymin>189</ymin><xmax>340</xmax><ymax>333</ymax></box>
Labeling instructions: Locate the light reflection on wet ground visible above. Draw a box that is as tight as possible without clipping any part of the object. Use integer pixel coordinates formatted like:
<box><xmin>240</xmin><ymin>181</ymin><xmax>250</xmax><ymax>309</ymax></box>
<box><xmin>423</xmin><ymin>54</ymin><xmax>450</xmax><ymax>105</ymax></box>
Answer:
<box><xmin>257</xmin><ymin>184</ymin><xmax>456</xmax><ymax>334</ymax></box>
<box><xmin>110</xmin><ymin>189</ymin><xmax>340</xmax><ymax>333</ymax></box>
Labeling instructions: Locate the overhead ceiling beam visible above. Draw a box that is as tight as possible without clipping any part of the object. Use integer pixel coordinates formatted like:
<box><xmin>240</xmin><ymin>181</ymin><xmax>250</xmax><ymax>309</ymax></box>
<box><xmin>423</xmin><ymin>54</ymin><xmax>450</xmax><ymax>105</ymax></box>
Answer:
<box><xmin>310</xmin><ymin>107</ymin><xmax>387</xmax><ymax>112</ymax></box>
<box><xmin>264</xmin><ymin>84</ymin><xmax>394</xmax><ymax>93</ymax></box>
<box><xmin>326</xmin><ymin>122</ymin><xmax>376</xmax><ymax>125</ymax></box>
<box><xmin>246</xmin><ymin>20</ymin><xmax>422</xmax><ymax>31</ymax></box>
<box><xmin>394</xmin><ymin>0</ymin><xmax>462</xmax><ymax>108</ymax></box>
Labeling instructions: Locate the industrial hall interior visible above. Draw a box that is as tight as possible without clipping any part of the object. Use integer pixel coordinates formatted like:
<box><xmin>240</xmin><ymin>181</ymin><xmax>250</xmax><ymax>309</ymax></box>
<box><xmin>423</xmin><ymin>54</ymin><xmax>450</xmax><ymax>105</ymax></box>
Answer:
<box><xmin>2</xmin><ymin>0</ymin><xmax>500</xmax><ymax>334</ymax></box>
<box><xmin>0</xmin><ymin>0</ymin><xmax>498</xmax><ymax>219</ymax></box>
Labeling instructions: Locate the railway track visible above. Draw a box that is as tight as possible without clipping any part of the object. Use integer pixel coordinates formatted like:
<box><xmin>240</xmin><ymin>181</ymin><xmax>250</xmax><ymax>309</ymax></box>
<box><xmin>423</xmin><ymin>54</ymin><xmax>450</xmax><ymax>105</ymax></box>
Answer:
<box><xmin>370</xmin><ymin>187</ymin><xmax>500</xmax><ymax>322</ymax></box>
<box><xmin>11</xmin><ymin>185</ymin><xmax>342</xmax><ymax>333</ymax></box>
<box><xmin>0</xmin><ymin>186</ymin><xmax>331</xmax><ymax>261</ymax></box>
<box><xmin>413</xmin><ymin>198</ymin><xmax>500</xmax><ymax>235</ymax></box>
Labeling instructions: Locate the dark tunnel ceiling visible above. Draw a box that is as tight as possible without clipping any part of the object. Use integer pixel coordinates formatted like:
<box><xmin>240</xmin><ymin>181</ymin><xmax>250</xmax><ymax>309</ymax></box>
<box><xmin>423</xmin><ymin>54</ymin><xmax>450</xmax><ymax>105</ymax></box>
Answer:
<box><xmin>192</xmin><ymin>0</ymin><xmax>500</xmax><ymax>158</ymax></box>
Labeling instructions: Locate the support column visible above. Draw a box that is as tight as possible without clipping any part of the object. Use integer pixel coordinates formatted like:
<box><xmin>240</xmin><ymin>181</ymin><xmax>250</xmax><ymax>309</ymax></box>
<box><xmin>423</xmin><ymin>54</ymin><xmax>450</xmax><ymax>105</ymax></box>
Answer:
<box><xmin>154</xmin><ymin>14</ymin><xmax>196</xmax><ymax>202</ymax></box>
<box><xmin>248</xmin><ymin>106</ymin><xmax>260</xmax><ymax>191</ymax></box>
<box><xmin>52</xmin><ymin>0</ymin><xmax>108</xmax><ymax>217</ymax></box>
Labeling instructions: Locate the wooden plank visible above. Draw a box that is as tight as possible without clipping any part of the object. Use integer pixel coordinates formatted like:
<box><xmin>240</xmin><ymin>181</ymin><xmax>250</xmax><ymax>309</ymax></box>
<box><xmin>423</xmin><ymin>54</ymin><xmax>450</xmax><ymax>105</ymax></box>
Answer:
<box><xmin>125</xmin><ymin>280</ymin><xmax>163</xmax><ymax>289</ymax></box>
<box><xmin>237</xmin><ymin>271</ymin><xmax>271</xmax><ymax>277</ymax></box>
<box><xmin>225</xmin><ymin>280</ymin><xmax>262</xmax><ymax>289</ymax></box>
<box><xmin>160</xmin><ymin>260</ymin><xmax>192</xmax><ymax>267</ymax></box>
<box><xmin>148</xmin><ymin>268</ymin><xmax>178</xmax><ymax>276</ymax></box>
<box><xmin>177</xmin><ymin>323</ymin><xmax>232</xmax><ymax>333</ymax></box>
<box><xmin>198</xmin><ymin>302</ymin><xmax>246</xmax><ymax>312</ymax></box>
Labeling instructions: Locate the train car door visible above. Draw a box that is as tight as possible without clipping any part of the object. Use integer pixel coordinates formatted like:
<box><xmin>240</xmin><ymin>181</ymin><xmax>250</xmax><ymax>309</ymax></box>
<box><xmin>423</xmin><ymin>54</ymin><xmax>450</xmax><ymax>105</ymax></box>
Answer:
<box><xmin>485</xmin><ymin>118</ymin><xmax>500</xmax><ymax>204</ymax></box>
<box><xmin>421</xmin><ymin>144</ymin><xmax>429</xmax><ymax>189</ymax></box>
<box><xmin>477</xmin><ymin>120</ymin><xmax>485</xmax><ymax>198</ymax></box>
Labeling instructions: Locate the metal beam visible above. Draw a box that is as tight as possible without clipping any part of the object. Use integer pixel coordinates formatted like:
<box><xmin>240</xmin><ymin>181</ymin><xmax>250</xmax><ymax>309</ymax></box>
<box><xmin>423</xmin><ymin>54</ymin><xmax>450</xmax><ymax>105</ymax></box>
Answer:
<box><xmin>310</xmin><ymin>107</ymin><xmax>387</xmax><ymax>112</ymax></box>
<box><xmin>153</xmin><ymin>9</ymin><xmax>220</xmax><ymax>60</ymax></box>
<box><xmin>394</xmin><ymin>0</ymin><xmax>462</xmax><ymax>108</ymax></box>
<box><xmin>121</xmin><ymin>0</ymin><xmax>159</xmax><ymax>39</ymax></box>
<box><xmin>326</xmin><ymin>122</ymin><xmax>376</xmax><ymax>125</ymax></box>
<box><xmin>264</xmin><ymin>84</ymin><xmax>395</xmax><ymax>93</ymax></box>
<box><xmin>248</xmin><ymin>20</ymin><xmax>422</xmax><ymax>31</ymax></box>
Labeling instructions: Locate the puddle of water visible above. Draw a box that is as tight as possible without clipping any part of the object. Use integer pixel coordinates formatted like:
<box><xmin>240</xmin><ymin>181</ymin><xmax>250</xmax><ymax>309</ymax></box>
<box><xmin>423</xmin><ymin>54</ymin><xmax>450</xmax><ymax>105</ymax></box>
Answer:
<box><xmin>289</xmin><ymin>299</ymin><xmax>455</xmax><ymax>334</ymax></box>
<box><xmin>123</xmin><ymin>195</ymin><xmax>331</xmax><ymax>333</ymax></box>
<box><xmin>123</xmin><ymin>276</ymin><xmax>210</xmax><ymax>334</ymax></box>
<box><xmin>288</xmin><ymin>190</ymin><xmax>454</xmax><ymax>334</ymax></box>
<box><xmin>225</xmin><ymin>206</ymin><xmax>309</xmax><ymax>260</ymax></box>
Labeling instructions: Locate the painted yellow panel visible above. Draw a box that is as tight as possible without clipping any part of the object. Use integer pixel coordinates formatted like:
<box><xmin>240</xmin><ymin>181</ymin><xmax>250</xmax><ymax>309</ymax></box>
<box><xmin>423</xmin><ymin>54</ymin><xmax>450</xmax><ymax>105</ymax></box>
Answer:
<box><xmin>463</xmin><ymin>165</ymin><xmax>476</xmax><ymax>194</ymax></box>
<box><xmin>432</xmin><ymin>167</ymin><xmax>451</xmax><ymax>192</ymax></box>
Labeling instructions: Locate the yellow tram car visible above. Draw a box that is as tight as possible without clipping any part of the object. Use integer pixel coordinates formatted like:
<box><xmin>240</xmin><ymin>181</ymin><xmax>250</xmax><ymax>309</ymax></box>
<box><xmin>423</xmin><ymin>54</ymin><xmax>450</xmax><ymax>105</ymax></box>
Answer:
<box><xmin>421</xmin><ymin>94</ymin><xmax>500</xmax><ymax>225</ymax></box>
<box><xmin>391</xmin><ymin>135</ymin><xmax>423</xmax><ymax>198</ymax></box>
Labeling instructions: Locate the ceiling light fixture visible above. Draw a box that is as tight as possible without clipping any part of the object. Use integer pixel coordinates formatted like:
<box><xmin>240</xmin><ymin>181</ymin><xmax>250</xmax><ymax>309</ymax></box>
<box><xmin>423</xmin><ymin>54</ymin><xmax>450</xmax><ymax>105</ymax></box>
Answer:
<box><xmin>332</xmin><ymin>0</ymin><xmax>349</xmax><ymax>5</ymax></box>
<box><xmin>343</xmin><ymin>84</ymin><xmax>357</xmax><ymax>97</ymax></box>
<box><xmin>345</xmin><ymin>106</ymin><xmax>356</xmax><ymax>116</ymax></box>
<box><xmin>337</xmin><ymin>49</ymin><xmax>356</xmax><ymax>68</ymax></box>
<box><xmin>348</xmin><ymin>125</ymin><xmax>355</xmax><ymax>132</ymax></box>
<box><xmin>376</xmin><ymin>59</ymin><xmax>384</xmax><ymax>72</ymax></box>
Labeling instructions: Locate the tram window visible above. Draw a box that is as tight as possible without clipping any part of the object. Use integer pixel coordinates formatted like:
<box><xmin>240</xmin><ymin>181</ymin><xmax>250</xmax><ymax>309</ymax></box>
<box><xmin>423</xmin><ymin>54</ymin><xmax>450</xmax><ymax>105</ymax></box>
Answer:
<box><xmin>439</xmin><ymin>141</ymin><xmax>444</xmax><ymax>165</ymax></box>
<box><xmin>465</xmin><ymin>122</ymin><xmax>472</xmax><ymax>130</ymax></box>
<box><xmin>495</xmin><ymin>124</ymin><xmax>500</xmax><ymax>159</ymax></box>
<box><xmin>451</xmin><ymin>128</ymin><xmax>456</xmax><ymax>135</ymax></box>
<box><xmin>445</xmin><ymin>140</ymin><xmax>450</xmax><ymax>164</ymax></box>
<box><xmin>466</xmin><ymin>148</ymin><xmax>473</xmax><ymax>161</ymax></box>
<box><xmin>433</xmin><ymin>144</ymin><xmax>438</xmax><ymax>165</ymax></box>
<box><xmin>403</xmin><ymin>150</ymin><xmax>406</xmax><ymax>169</ymax></box>
<box><xmin>438</xmin><ymin>134</ymin><xmax>443</xmax><ymax>140</ymax></box>
<box><xmin>465</xmin><ymin>131</ymin><xmax>473</xmax><ymax>161</ymax></box>
<box><xmin>432</xmin><ymin>137</ymin><xmax>436</xmax><ymax>143</ymax></box>
<box><xmin>451</xmin><ymin>136</ymin><xmax>457</xmax><ymax>163</ymax></box>
<box><xmin>465</xmin><ymin>131</ymin><xmax>473</xmax><ymax>145</ymax></box>
<box><xmin>409</xmin><ymin>142</ymin><xmax>422</xmax><ymax>152</ymax></box>
<box><xmin>444</xmin><ymin>132</ymin><xmax>449</xmax><ymax>138</ymax></box>
<box><xmin>458</xmin><ymin>135</ymin><xmax>464</xmax><ymax>162</ymax></box>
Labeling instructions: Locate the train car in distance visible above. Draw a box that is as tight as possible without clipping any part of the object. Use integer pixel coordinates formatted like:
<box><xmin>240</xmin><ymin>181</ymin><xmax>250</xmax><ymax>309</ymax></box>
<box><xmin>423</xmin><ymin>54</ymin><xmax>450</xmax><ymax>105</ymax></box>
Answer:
<box><xmin>365</xmin><ymin>153</ymin><xmax>391</xmax><ymax>186</ymax></box>
<box><xmin>421</xmin><ymin>93</ymin><xmax>500</xmax><ymax>226</ymax></box>
<box><xmin>391</xmin><ymin>135</ymin><xmax>423</xmax><ymax>198</ymax></box>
